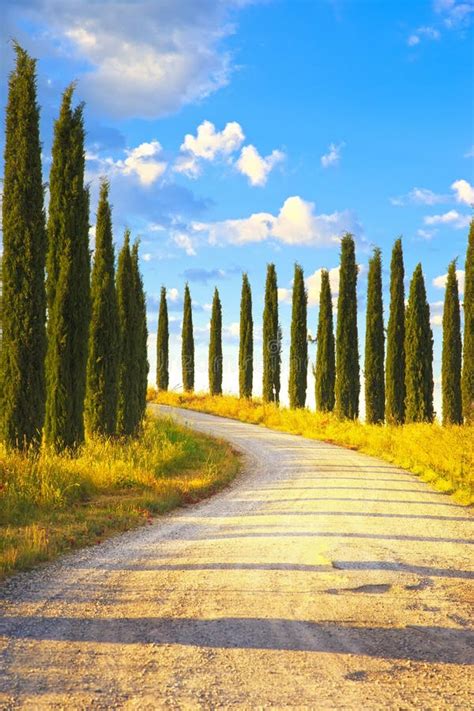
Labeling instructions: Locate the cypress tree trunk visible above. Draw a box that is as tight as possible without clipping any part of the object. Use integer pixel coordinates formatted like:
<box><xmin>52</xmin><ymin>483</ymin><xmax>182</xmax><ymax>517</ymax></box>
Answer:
<box><xmin>405</xmin><ymin>264</ymin><xmax>434</xmax><ymax>423</ymax></box>
<box><xmin>262</xmin><ymin>264</ymin><xmax>280</xmax><ymax>403</ymax></box>
<box><xmin>289</xmin><ymin>264</ymin><xmax>308</xmax><ymax>408</ymax></box>
<box><xmin>182</xmin><ymin>284</ymin><xmax>195</xmax><ymax>392</ymax></box>
<box><xmin>385</xmin><ymin>238</ymin><xmax>406</xmax><ymax>424</ymax></box>
<box><xmin>44</xmin><ymin>87</ymin><xmax>90</xmax><ymax>451</ymax></box>
<box><xmin>239</xmin><ymin>273</ymin><xmax>253</xmax><ymax>398</ymax></box>
<box><xmin>0</xmin><ymin>44</ymin><xmax>46</xmax><ymax>449</ymax></box>
<box><xmin>85</xmin><ymin>180</ymin><xmax>119</xmax><ymax>436</ymax></box>
<box><xmin>116</xmin><ymin>232</ymin><xmax>135</xmax><ymax>436</ymax></box>
<box><xmin>462</xmin><ymin>220</ymin><xmax>474</xmax><ymax>423</ymax></box>
<box><xmin>315</xmin><ymin>270</ymin><xmax>335</xmax><ymax>412</ymax></box>
<box><xmin>335</xmin><ymin>234</ymin><xmax>360</xmax><ymax>419</ymax></box>
<box><xmin>157</xmin><ymin>287</ymin><xmax>169</xmax><ymax>391</ymax></box>
<box><xmin>442</xmin><ymin>261</ymin><xmax>462</xmax><ymax>425</ymax></box>
<box><xmin>131</xmin><ymin>242</ymin><xmax>149</xmax><ymax>429</ymax></box>
<box><xmin>208</xmin><ymin>288</ymin><xmax>223</xmax><ymax>396</ymax></box>
<box><xmin>365</xmin><ymin>248</ymin><xmax>385</xmax><ymax>424</ymax></box>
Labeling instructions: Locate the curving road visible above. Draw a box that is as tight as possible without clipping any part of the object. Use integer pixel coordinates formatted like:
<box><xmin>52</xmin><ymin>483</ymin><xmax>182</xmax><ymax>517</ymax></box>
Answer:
<box><xmin>1</xmin><ymin>405</ymin><xmax>473</xmax><ymax>709</ymax></box>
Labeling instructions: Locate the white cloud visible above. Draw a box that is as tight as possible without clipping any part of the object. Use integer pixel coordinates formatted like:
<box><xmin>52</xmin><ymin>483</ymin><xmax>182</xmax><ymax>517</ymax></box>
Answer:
<box><xmin>424</xmin><ymin>210</ymin><xmax>471</xmax><ymax>228</ymax></box>
<box><xmin>417</xmin><ymin>228</ymin><xmax>438</xmax><ymax>240</ymax></box>
<box><xmin>278</xmin><ymin>288</ymin><xmax>291</xmax><ymax>303</ymax></box>
<box><xmin>430</xmin><ymin>301</ymin><xmax>444</xmax><ymax>327</ymax></box>
<box><xmin>175</xmin><ymin>120</ymin><xmax>245</xmax><ymax>177</ymax></box>
<box><xmin>407</xmin><ymin>34</ymin><xmax>421</xmax><ymax>46</ymax></box>
<box><xmin>451</xmin><ymin>179</ymin><xmax>474</xmax><ymax>205</ymax></box>
<box><xmin>433</xmin><ymin>269</ymin><xmax>465</xmax><ymax>294</ymax></box>
<box><xmin>173</xmin><ymin>232</ymin><xmax>197</xmax><ymax>256</ymax></box>
<box><xmin>464</xmin><ymin>145</ymin><xmax>474</xmax><ymax>158</ymax></box>
<box><xmin>168</xmin><ymin>287</ymin><xmax>180</xmax><ymax>302</ymax></box>
<box><xmin>434</xmin><ymin>0</ymin><xmax>474</xmax><ymax>28</ymax></box>
<box><xmin>390</xmin><ymin>187</ymin><xmax>447</xmax><ymax>206</ymax></box>
<box><xmin>321</xmin><ymin>142</ymin><xmax>345</xmax><ymax>168</ymax></box>
<box><xmin>306</xmin><ymin>267</ymin><xmax>341</xmax><ymax>306</ymax></box>
<box><xmin>236</xmin><ymin>145</ymin><xmax>285</xmax><ymax>186</ymax></box>
<box><xmin>120</xmin><ymin>141</ymin><xmax>167</xmax><ymax>186</ymax></box>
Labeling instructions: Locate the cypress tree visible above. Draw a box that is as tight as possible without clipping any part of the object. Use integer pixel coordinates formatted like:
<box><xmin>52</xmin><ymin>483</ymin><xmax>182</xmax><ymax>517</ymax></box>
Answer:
<box><xmin>385</xmin><ymin>238</ymin><xmax>406</xmax><ymax>424</ymax></box>
<box><xmin>405</xmin><ymin>264</ymin><xmax>434</xmax><ymax>423</ymax></box>
<box><xmin>442</xmin><ymin>260</ymin><xmax>462</xmax><ymax>425</ymax></box>
<box><xmin>0</xmin><ymin>44</ymin><xmax>46</xmax><ymax>449</ymax></box>
<box><xmin>85</xmin><ymin>180</ymin><xmax>119</xmax><ymax>436</ymax></box>
<box><xmin>116</xmin><ymin>232</ymin><xmax>135</xmax><ymax>436</ymax></box>
<box><xmin>315</xmin><ymin>270</ymin><xmax>335</xmax><ymax>412</ymax></box>
<box><xmin>156</xmin><ymin>287</ymin><xmax>169</xmax><ymax>391</ymax></box>
<box><xmin>239</xmin><ymin>273</ymin><xmax>253</xmax><ymax>399</ymax></box>
<box><xmin>131</xmin><ymin>241</ymin><xmax>148</xmax><ymax>428</ymax></box>
<box><xmin>462</xmin><ymin>220</ymin><xmax>474</xmax><ymax>423</ymax></box>
<box><xmin>208</xmin><ymin>287</ymin><xmax>223</xmax><ymax>396</ymax></box>
<box><xmin>289</xmin><ymin>264</ymin><xmax>308</xmax><ymax>408</ymax></box>
<box><xmin>365</xmin><ymin>248</ymin><xmax>385</xmax><ymax>424</ymax></box>
<box><xmin>44</xmin><ymin>86</ymin><xmax>90</xmax><ymax>451</ymax></box>
<box><xmin>335</xmin><ymin>233</ymin><xmax>360</xmax><ymax>419</ymax></box>
<box><xmin>262</xmin><ymin>264</ymin><xmax>280</xmax><ymax>403</ymax></box>
<box><xmin>182</xmin><ymin>283</ymin><xmax>195</xmax><ymax>392</ymax></box>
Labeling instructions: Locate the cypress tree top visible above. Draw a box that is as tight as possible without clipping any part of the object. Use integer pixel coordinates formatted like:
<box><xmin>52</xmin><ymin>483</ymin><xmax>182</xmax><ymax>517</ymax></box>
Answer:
<box><xmin>209</xmin><ymin>287</ymin><xmax>223</xmax><ymax>396</ymax></box>
<box><xmin>385</xmin><ymin>238</ymin><xmax>406</xmax><ymax>425</ymax></box>
<box><xmin>442</xmin><ymin>260</ymin><xmax>462</xmax><ymax>425</ymax></box>
<box><xmin>289</xmin><ymin>263</ymin><xmax>308</xmax><ymax>409</ymax></box>
<box><xmin>262</xmin><ymin>263</ymin><xmax>280</xmax><ymax>403</ymax></box>
<box><xmin>239</xmin><ymin>273</ymin><xmax>253</xmax><ymax>399</ymax></box>
<box><xmin>405</xmin><ymin>263</ymin><xmax>434</xmax><ymax>423</ymax></box>
<box><xmin>157</xmin><ymin>286</ymin><xmax>169</xmax><ymax>391</ymax></box>
<box><xmin>315</xmin><ymin>270</ymin><xmax>335</xmax><ymax>412</ymax></box>
<box><xmin>116</xmin><ymin>231</ymin><xmax>135</xmax><ymax>436</ymax></box>
<box><xmin>364</xmin><ymin>248</ymin><xmax>385</xmax><ymax>424</ymax></box>
<box><xmin>182</xmin><ymin>283</ymin><xmax>195</xmax><ymax>392</ymax></box>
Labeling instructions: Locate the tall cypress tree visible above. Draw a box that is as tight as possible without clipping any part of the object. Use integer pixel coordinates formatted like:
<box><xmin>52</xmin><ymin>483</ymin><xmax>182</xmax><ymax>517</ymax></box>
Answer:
<box><xmin>462</xmin><ymin>220</ymin><xmax>474</xmax><ymax>424</ymax></box>
<box><xmin>208</xmin><ymin>287</ymin><xmax>223</xmax><ymax>396</ymax></box>
<box><xmin>85</xmin><ymin>180</ymin><xmax>119</xmax><ymax>436</ymax></box>
<box><xmin>262</xmin><ymin>264</ymin><xmax>280</xmax><ymax>403</ymax></box>
<box><xmin>44</xmin><ymin>86</ymin><xmax>90</xmax><ymax>450</ymax></box>
<box><xmin>289</xmin><ymin>264</ymin><xmax>308</xmax><ymax>408</ymax></box>
<box><xmin>335</xmin><ymin>233</ymin><xmax>360</xmax><ymax>419</ymax></box>
<box><xmin>239</xmin><ymin>273</ymin><xmax>253</xmax><ymax>399</ymax></box>
<box><xmin>405</xmin><ymin>264</ymin><xmax>434</xmax><ymax>423</ymax></box>
<box><xmin>116</xmin><ymin>232</ymin><xmax>135</xmax><ymax>436</ymax></box>
<box><xmin>315</xmin><ymin>270</ymin><xmax>335</xmax><ymax>412</ymax></box>
<box><xmin>157</xmin><ymin>287</ymin><xmax>169</xmax><ymax>391</ymax></box>
<box><xmin>182</xmin><ymin>283</ymin><xmax>195</xmax><ymax>392</ymax></box>
<box><xmin>365</xmin><ymin>248</ymin><xmax>385</xmax><ymax>424</ymax></box>
<box><xmin>385</xmin><ymin>238</ymin><xmax>406</xmax><ymax>424</ymax></box>
<box><xmin>442</xmin><ymin>260</ymin><xmax>462</xmax><ymax>425</ymax></box>
<box><xmin>0</xmin><ymin>44</ymin><xmax>46</xmax><ymax>449</ymax></box>
<box><xmin>131</xmin><ymin>242</ymin><xmax>148</xmax><ymax>428</ymax></box>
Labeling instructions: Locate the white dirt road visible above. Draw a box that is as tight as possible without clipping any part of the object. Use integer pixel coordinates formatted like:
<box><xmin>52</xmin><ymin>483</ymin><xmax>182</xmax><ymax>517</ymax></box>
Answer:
<box><xmin>1</xmin><ymin>405</ymin><xmax>473</xmax><ymax>709</ymax></box>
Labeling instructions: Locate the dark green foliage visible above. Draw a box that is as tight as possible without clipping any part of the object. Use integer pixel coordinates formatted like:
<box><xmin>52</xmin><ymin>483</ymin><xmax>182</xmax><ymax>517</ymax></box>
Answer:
<box><xmin>365</xmin><ymin>248</ymin><xmax>385</xmax><ymax>424</ymax></box>
<box><xmin>462</xmin><ymin>220</ymin><xmax>474</xmax><ymax>423</ymax></box>
<box><xmin>239</xmin><ymin>273</ymin><xmax>253</xmax><ymax>398</ymax></box>
<box><xmin>315</xmin><ymin>270</ymin><xmax>335</xmax><ymax>412</ymax></box>
<box><xmin>385</xmin><ymin>238</ymin><xmax>406</xmax><ymax>424</ymax></box>
<box><xmin>156</xmin><ymin>287</ymin><xmax>169</xmax><ymax>391</ymax></box>
<box><xmin>208</xmin><ymin>288</ymin><xmax>223</xmax><ymax>396</ymax></box>
<box><xmin>116</xmin><ymin>233</ymin><xmax>135</xmax><ymax>435</ymax></box>
<box><xmin>131</xmin><ymin>242</ymin><xmax>148</xmax><ymax>428</ymax></box>
<box><xmin>85</xmin><ymin>180</ymin><xmax>119</xmax><ymax>436</ymax></box>
<box><xmin>0</xmin><ymin>44</ymin><xmax>46</xmax><ymax>449</ymax></box>
<box><xmin>262</xmin><ymin>264</ymin><xmax>280</xmax><ymax>403</ymax></box>
<box><xmin>289</xmin><ymin>264</ymin><xmax>308</xmax><ymax>409</ymax></box>
<box><xmin>182</xmin><ymin>283</ymin><xmax>195</xmax><ymax>392</ymax></box>
<box><xmin>442</xmin><ymin>261</ymin><xmax>462</xmax><ymax>425</ymax></box>
<box><xmin>44</xmin><ymin>86</ymin><xmax>90</xmax><ymax>451</ymax></box>
<box><xmin>405</xmin><ymin>264</ymin><xmax>434</xmax><ymax>423</ymax></box>
<box><xmin>335</xmin><ymin>234</ymin><xmax>360</xmax><ymax>419</ymax></box>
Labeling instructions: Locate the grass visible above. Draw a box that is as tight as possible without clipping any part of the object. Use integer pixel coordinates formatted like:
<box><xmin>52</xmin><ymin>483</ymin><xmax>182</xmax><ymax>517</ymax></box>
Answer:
<box><xmin>152</xmin><ymin>390</ymin><xmax>474</xmax><ymax>506</ymax></box>
<box><xmin>0</xmin><ymin>414</ymin><xmax>240</xmax><ymax>579</ymax></box>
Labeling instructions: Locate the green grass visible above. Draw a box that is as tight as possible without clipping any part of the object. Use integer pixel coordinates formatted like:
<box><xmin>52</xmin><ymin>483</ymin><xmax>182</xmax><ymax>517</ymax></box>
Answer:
<box><xmin>0</xmin><ymin>414</ymin><xmax>240</xmax><ymax>579</ymax></box>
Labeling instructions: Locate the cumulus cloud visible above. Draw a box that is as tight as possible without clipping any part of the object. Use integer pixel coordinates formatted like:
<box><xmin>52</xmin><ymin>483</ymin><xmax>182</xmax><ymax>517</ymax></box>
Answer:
<box><xmin>236</xmin><ymin>145</ymin><xmax>285</xmax><ymax>186</ymax></box>
<box><xmin>430</xmin><ymin>301</ymin><xmax>444</xmax><ymax>327</ymax></box>
<box><xmin>424</xmin><ymin>210</ymin><xmax>471</xmax><ymax>228</ymax></box>
<box><xmin>86</xmin><ymin>140</ymin><xmax>167</xmax><ymax>186</ymax></box>
<box><xmin>451</xmin><ymin>179</ymin><xmax>474</xmax><ymax>205</ymax></box>
<box><xmin>433</xmin><ymin>269</ymin><xmax>465</xmax><ymax>294</ymax></box>
<box><xmin>306</xmin><ymin>267</ymin><xmax>341</xmax><ymax>306</ymax></box>
<box><xmin>174</xmin><ymin>120</ymin><xmax>245</xmax><ymax>177</ymax></box>
<box><xmin>321</xmin><ymin>142</ymin><xmax>345</xmax><ymax>168</ymax></box>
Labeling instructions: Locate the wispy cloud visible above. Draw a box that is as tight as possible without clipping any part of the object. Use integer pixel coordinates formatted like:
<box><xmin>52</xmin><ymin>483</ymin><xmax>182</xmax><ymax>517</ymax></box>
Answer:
<box><xmin>424</xmin><ymin>209</ymin><xmax>471</xmax><ymax>228</ymax></box>
<box><xmin>407</xmin><ymin>25</ymin><xmax>441</xmax><ymax>46</ymax></box>
<box><xmin>181</xmin><ymin>266</ymin><xmax>242</xmax><ymax>284</ymax></box>
<box><xmin>321</xmin><ymin>142</ymin><xmax>345</xmax><ymax>168</ymax></box>
<box><xmin>390</xmin><ymin>187</ymin><xmax>448</xmax><ymax>206</ymax></box>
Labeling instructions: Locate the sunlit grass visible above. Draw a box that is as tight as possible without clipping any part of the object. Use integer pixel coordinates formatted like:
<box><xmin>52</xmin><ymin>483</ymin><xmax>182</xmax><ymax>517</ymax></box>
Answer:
<box><xmin>152</xmin><ymin>390</ymin><xmax>473</xmax><ymax>505</ymax></box>
<box><xmin>0</xmin><ymin>414</ymin><xmax>240</xmax><ymax>579</ymax></box>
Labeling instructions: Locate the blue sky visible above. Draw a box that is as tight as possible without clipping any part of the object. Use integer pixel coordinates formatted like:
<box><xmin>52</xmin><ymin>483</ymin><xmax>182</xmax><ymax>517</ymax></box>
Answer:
<box><xmin>1</xmin><ymin>0</ymin><xmax>473</xmax><ymax>414</ymax></box>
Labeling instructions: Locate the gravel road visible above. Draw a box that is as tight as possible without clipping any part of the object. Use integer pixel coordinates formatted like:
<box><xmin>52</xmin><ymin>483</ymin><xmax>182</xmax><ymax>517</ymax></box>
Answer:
<box><xmin>1</xmin><ymin>405</ymin><xmax>473</xmax><ymax>709</ymax></box>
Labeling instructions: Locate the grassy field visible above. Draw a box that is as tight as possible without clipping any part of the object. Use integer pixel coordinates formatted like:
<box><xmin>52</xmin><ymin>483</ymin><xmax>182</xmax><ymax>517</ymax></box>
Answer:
<box><xmin>0</xmin><ymin>414</ymin><xmax>240</xmax><ymax>579</ymax></box>
<box><xmin>153</xmin><ymin>390</ymin><xmax>474</xmax><ymax>506</ymax></box>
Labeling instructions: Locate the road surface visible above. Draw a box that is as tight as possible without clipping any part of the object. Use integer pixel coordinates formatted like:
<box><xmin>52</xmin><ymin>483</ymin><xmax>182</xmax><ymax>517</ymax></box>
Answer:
<box><xmin>1</xmin><ymin>405</ymin><xmax>473</xmax><ymax>709</ymax></box>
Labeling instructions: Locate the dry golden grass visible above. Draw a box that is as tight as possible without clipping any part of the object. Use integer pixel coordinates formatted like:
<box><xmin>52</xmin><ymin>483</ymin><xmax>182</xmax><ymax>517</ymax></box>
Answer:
<box><xmin>152</xmin><ymin>390</ymin><xmax>473</xmax><ymax>505</ymax></box>
<box><xmin>0</xmin><ymin>414</ymin><xmax>240</xmax><ymax>579</ymax></box>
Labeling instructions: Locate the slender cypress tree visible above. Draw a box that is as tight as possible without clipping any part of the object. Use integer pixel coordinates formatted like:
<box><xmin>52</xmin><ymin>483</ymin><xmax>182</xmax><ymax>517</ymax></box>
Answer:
<box><xmin>157</xmin><ymin>287</ymin><xmax>169</xmax><ymax>391</ymax></box>
<box><xmin>262</xmin><ymin>264</ymin><xmax>280</xmax><ymax>403</ymax></box>
<box><xmin>385</xmin><ymin>238</ymin><xmax>406</xmax><ymax>424</ymax></box>
<box><xmin>405</xmin><ymin>264</ymin><xmax>434</xmax><ymax>423</ymax></box>
<box><xmin>239</xmin><ymin>273</ymin><xmax>253</xmax><ymax>398</ymax></box>
<box><xmin>365</xmin><ymin>248</ymin><xmax>385</xmax><ymax>424</ymax></box>
<box><xmin>182</xmin><ymin>283</ymin><xmax>195</xmax><ymax>392</ymax></box>
<box><xmin>85</xmin><ymin>180</ymin><xmax>119</xmax><ymax>436</ymax></box>
<box><xmin>116</xmin><ymin>232</ymin><xmax>135</xmax><ymax>436</ymax></box>
<box><xmin>335</xmin><ymin>234</ymin><xmax>360</xmax><ymax>419</ymax></box>
<box><xmin>315</xmin><ymin>270</ymin><xmax>335</xmax><ymax>412</ymax></box>
<box><xmin>208</xmin><ymin>288</ymin><xmax>223</xmax><ymax>395</ymax></box>
<box><xmin>442</xmin><ymin>261</ymin><xmax>462</xmax><ymax>425</ymax></box>
<box><xmin>44</xmin><ymin>87</ymin><xmax>90</xmax><ymax>450</ymax></box>
<box><xmin>462</xmin><ymin>220</ymin><xmax>474</xmax><ymax>423</ymax></box>
<box><xmin>0</xmin><ymin>44</ymin><xmax>46</xmax><ymax>449</ymax></box>
<box><xmin>289</xmin><ymin>264</ymin><xmax>308</xmax><ymax>408</ymax></box>
<box><xmin>131</xmin><ymin>242</ymin><xmax>148</xmax><ymax>428</ymax></box>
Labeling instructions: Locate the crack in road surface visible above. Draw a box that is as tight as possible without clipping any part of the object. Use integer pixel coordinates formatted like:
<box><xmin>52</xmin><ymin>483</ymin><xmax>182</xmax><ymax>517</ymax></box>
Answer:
<box><xmin>1</xmin><ymin>405</ymin><xmax>473</xmax><ymax>709</ymax></box>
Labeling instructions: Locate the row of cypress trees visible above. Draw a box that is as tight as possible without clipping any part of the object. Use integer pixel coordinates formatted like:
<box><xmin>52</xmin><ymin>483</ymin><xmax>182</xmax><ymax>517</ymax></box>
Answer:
<box><xmin>0</xmin><ymin>44</ymin><xmax>148</xmax><ymax>452</ymax></box>
<box><xmin>156</xmin><ymin>227</ymin><xmax>473</xmax><ymax>425</ymax></box>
